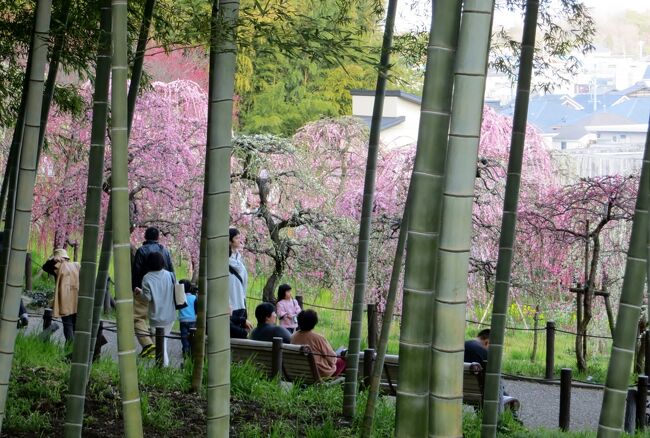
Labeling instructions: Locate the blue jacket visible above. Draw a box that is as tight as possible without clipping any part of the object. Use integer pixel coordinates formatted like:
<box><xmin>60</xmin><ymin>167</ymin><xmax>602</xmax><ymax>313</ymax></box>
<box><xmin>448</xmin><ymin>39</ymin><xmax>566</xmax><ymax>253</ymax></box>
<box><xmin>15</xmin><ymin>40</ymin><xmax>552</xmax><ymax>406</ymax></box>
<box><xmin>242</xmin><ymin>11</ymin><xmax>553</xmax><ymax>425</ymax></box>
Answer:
<box><xmin>178</xmin><ymin>293</ymin><xmax>197</xmax><ymax>322</ymax></box>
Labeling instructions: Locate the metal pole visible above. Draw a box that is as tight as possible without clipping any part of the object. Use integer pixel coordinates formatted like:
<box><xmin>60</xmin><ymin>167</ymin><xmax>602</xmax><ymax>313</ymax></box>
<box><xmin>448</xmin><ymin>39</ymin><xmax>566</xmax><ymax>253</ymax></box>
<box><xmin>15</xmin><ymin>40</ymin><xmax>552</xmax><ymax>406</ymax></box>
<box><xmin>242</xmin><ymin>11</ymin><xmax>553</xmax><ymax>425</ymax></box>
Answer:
<box><xmin>545</xmin><ymin>320</ymin><xmax>555</xmax><ymax>380</ymax></box>
<box><xmin>559</xmin><ymin>368</ymin><xmax>572</xmax><ymax>431</ymax></box>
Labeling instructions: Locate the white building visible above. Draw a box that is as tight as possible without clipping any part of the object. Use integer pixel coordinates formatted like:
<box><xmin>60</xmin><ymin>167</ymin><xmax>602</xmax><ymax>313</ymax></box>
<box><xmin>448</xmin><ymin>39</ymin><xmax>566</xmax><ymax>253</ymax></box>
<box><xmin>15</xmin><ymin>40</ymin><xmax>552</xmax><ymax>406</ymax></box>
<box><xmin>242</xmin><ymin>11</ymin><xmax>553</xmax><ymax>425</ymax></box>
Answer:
<box><xmin>351</xmin><ymin>89</ymin><xmax>421</xmax><ymax>148</ymax></box>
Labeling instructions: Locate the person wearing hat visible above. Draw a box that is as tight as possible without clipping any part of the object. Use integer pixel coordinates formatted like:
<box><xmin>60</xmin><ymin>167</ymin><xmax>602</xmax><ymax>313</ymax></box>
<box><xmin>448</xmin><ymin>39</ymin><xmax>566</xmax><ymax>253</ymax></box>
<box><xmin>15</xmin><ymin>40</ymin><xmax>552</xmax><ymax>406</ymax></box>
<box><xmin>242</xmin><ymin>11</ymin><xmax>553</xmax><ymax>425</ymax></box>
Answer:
<box><xmin>42</xmin><ymin>248</ymin><xmax>80</xmax><ymax>342</ymax></box>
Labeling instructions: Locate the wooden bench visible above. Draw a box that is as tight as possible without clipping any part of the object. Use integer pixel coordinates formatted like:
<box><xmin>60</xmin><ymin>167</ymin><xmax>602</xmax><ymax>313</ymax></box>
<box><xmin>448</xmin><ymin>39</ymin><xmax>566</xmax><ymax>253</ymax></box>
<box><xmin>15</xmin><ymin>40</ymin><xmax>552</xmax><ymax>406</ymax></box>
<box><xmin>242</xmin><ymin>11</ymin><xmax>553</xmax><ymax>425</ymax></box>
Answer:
<box><xmin>230</xmin><ymin>337</ymin><xmax>343</xmax><ymax>385</ymax></box>
<box><xmin>358</xmin><ymin>350</ymin><xmax>520</xmax><ymax>411</ymax></box>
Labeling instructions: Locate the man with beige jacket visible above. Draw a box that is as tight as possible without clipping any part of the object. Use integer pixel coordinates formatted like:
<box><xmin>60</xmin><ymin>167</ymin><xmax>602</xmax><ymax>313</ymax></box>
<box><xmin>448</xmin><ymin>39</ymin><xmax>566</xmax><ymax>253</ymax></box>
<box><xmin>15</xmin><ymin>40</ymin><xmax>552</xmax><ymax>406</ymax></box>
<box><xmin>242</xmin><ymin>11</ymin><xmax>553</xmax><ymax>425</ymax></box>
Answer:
<box><xmin>43</xmin><ymin>248</ymin><xmax>80</xmax><ymax>342</ymax></box>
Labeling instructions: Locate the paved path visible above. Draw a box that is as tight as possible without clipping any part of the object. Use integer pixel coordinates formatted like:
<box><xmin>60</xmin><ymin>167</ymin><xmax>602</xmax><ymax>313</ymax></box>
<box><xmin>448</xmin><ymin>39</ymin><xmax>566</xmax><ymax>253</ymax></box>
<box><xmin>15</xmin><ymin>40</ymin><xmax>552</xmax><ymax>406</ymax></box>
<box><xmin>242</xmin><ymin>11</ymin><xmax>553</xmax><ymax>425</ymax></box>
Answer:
<box><xmin>24</xmin><ymin>314</ymin><xmax>606</xmax><ymax>432</ymax></box>
<box><xmin>504</xmin><ymin>378</ymin><xmax>603</xmax><ymax>431</ymax></box>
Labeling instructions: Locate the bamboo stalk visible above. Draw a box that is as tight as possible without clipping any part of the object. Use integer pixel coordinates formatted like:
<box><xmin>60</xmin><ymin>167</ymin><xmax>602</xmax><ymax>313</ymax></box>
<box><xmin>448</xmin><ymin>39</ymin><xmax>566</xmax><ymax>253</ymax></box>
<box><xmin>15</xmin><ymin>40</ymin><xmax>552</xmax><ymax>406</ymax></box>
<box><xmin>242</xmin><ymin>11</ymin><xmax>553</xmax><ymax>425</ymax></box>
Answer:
<box><xmin>343</xmin><ymin>0</ymin><xmax>398</xmax><ymax>418</ymax></box>
<box><xmin>0</xmin><ymin>0</ymin><xmax>53</xmax><ymax>431</ymax></box>
<box><xmin>205</xmin><ymin>0</ymin><xmax>240</xmax><ymax>435</ymax></box>
<box><xmin>597</xmin><ymin>117</ymin><xmax>650</xmax><ymax>437</ymax></box>
<box><xmin>63</xmin><ymin>1</ymin><xmax>112</xmax><ymax>435</ymax></box>
<box><xmin>481</xmin><ymin>1</ymin><xmax>539</xmax><ymax>436</ymax></box>
<box><xmin>394</xmin><ymin>1</ymin><xmax>462</xmax><ymax>435</ymax></box>
<box><xmin>110</xmin><ymin>0</ymin><xmax>143</xmax><ymax>435</ymax></box>
<box><xmin>429</xmin><ymin>1</ymin><xmax>495</xmax><ymax>436</ymax></box>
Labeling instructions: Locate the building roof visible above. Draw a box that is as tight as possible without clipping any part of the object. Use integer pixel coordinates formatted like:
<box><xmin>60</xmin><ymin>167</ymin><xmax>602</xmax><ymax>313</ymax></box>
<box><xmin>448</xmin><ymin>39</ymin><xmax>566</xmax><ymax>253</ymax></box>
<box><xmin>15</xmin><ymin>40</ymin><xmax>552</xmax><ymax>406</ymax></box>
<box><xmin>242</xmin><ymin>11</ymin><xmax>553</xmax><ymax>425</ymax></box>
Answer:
<box><xmin>554</xmin><ymin>112</ymin><xmax>636</xmax><ymax>141</ymax></box>
<box><xmin>350</xmin><ymin>89</ymin><xmax>422</xmax><ymax>105</ymax></box>
<box><xmin>356</xmin><ymin>115</ymin><xmax>406</xmax><ymax>131</ymax></box>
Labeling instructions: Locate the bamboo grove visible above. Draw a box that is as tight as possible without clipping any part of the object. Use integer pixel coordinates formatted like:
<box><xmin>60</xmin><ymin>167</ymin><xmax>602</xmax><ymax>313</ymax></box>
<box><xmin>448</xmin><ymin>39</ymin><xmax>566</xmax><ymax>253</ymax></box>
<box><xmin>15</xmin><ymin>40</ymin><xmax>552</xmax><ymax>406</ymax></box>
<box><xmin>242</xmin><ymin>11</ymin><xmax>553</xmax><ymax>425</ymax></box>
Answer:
<box><xmin>0</xmin><ymin>0</ymin><xmax>648</xmax><ymax>437</ymax></box>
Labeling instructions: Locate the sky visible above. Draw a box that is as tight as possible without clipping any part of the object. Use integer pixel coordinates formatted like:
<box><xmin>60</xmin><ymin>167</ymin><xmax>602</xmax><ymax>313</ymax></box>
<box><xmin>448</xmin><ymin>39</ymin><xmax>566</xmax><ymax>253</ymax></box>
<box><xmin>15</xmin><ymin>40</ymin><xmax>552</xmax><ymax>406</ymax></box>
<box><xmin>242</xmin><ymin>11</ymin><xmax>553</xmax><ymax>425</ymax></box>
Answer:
<box><xmin>397</xmin><ymin>0</ymin><xmax>650</xmax><ymax>32</ymax></box>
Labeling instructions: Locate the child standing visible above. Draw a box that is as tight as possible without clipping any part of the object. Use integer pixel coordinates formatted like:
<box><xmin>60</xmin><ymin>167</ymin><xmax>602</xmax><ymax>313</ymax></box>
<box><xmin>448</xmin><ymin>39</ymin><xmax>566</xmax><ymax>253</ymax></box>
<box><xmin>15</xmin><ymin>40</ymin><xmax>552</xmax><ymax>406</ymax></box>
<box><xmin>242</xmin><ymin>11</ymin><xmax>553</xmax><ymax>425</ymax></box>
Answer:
<box><xmin>276</xmin><ymin>284</ymin><xmax>301</xmax><ymax>333</ymax></box>
<box><xmin>178</xmin><ymin>280</ymin><xmax>197</xmax><ymax>356</ymax></box>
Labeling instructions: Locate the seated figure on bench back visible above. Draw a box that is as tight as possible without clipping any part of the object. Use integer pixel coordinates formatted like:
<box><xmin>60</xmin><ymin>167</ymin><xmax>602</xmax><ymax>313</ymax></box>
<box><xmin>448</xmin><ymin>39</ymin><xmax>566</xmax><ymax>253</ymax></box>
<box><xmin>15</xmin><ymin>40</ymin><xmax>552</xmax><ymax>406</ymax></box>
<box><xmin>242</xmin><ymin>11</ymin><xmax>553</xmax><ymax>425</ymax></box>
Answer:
<box><xmin>251</xmin><ymin>302</ymin><xmax>292</xmax><ymax>343</ymax></box>
<box><xmin>465</xmin><ymin>328</ymin><xmax>518</xmax><ymax>413</ymax></box>
<box><xmin>291</xmin><ymin>310</ymin><xmax>346</xmax><ymax>378</ymax></box>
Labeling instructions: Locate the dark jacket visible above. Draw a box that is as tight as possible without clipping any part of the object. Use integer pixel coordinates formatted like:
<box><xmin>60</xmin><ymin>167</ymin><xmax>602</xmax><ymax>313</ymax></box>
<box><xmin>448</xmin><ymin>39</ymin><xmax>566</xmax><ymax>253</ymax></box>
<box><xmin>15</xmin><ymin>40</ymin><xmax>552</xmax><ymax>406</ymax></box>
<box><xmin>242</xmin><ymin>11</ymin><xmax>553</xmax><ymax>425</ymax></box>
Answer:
<box><xmin>251</xmin><ymin>323</ymin><xmax>292</xmax><ymax>344</ymax></box>
<box><xmin>131</xmin><ymin>240</ymin><xmax>174</xmax><ymax>290</ymax></box>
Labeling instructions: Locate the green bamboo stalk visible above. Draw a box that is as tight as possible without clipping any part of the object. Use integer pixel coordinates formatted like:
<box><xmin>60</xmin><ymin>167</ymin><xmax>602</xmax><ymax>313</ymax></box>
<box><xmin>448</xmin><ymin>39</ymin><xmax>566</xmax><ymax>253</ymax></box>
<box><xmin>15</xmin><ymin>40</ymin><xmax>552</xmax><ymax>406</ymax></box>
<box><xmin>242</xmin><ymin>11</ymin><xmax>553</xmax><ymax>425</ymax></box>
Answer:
<box><xmin>127</xmin><ymin>0</ymin><xmax>155</xmax><ymax>135</ymax></box>
<box><xmin>0</xmin><ymin>0</ymin><xmax>52</xmax><ymax>431</ymax></box>
<box><xmin>361</xmin><ymin>190</ymin><xmax>410</xmax><ymax>437</ymax></box>
<box><xmin>343</xmin><ymin>0</ymin><xmax>398</xmax><ymax>418</ymax></box>
<box><xmin>63</xmin><ymin>1</ymin><xmax>112</xmax><ymax>435</ymax></box>
<box><xmin>88</xmin><ymin>0</ymin><xmax>154</xmax><ymax>360</ymax></box>
<box><xmin>481</xmin><ymin>1</ymin><xmax>539</xmax><ymax>436</ymax></box>
<box><xmin>89</xmin><ymin>202</ymin><xmax>112</xmax><ymax>362</ymax></box>
<box><xmin>35</xmin><ymin>0</ymin><xmax>72</xmax><ymax>163</ymax></box>
<box><xmin>597</xmin><ymin>119</ymin><xmax>650</xmax><ymax>437</ymax></box>
<box><xmin>429</xmin><ymin>1</ymin><xmax>495</xmax><ymax>436</ymax></box>
<box><xmin>0</xmin><ymin>31</ymin><xmax>35</xmax><ymax>302</ymax></box>
<box><xmin>110</xmin><ymin>0</ymin><xmax>143</xmax><ymax>435</ymax></box>
<box><xmin>394</xmin><ymin>1</ymin><xmax>462</xmax><ymax>436</ymax></box>
<box><xmin>205</xmin><ymin>0</ymin><xmax>240</xmax><ymax>435</ymax></box>
<box><xmin>191</xmin><ymin>194</ymin><xmax>207</xmax><ymax>392</ymax></box>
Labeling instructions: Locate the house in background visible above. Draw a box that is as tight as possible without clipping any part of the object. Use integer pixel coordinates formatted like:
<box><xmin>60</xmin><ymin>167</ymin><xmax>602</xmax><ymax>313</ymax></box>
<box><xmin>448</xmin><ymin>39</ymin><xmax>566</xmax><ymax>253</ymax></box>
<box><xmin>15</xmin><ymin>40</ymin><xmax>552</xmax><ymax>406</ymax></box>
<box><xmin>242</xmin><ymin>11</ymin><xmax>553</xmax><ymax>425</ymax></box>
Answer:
<box><xmin>350</xmin><ymin>89</ymin><xmax>420</xmax><ymax>149</ymax></box>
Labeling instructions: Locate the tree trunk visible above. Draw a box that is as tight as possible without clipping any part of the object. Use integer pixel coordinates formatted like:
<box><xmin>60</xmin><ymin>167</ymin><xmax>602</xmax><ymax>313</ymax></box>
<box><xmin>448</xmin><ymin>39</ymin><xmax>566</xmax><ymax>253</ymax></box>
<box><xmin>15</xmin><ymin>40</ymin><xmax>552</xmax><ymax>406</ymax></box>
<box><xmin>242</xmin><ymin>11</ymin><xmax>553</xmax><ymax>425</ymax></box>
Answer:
<box><xmin>205</xmin><ymin>0</ymin><xmax>240</xmax><ymax>435</ymax></box>
<box><xmin>482</xmin><ymin>2</ymin><xmax>539</xmax><ymax>434</ymax></box>
<box><xmin>63</xmin><ymin>1</ymin><xmax>111</xmax><ymax>435</ymax></box>
<box><xmin>598</xmin><ymin>118</ymin><xmax>650</xmax><ymax>436</ymax></box>
<box><xmin>262</xmin><ymin>259</ymin><xmax>282</xmax><ymax>303</ymax></box>
<box><xmin>394</xmin><ymin>1</ymin><xmax>461</xmax><ymax>435</ymax></box>
<box><xmin>127</xmin><ymin>0</ymin><xmax>156</xmax><ymax>134</ymax></box>
<box><xmin>0</xmin><ymin>0</ymin><xmax>52</xmax><ymax>430</ymax></box>
<box><xmin>342</xmin><ymin>0</ymin><xmax>398</xmax><ymax>419</ymax></box>
<box><xmin>576</xmin><ymin>234</ymin><xmax>601</xmax><ymax>372</ymax></box>
<box><xmin>110</xmin><ymin>0</ymin><xmax>143</xmax><ymax>434</ymax></box>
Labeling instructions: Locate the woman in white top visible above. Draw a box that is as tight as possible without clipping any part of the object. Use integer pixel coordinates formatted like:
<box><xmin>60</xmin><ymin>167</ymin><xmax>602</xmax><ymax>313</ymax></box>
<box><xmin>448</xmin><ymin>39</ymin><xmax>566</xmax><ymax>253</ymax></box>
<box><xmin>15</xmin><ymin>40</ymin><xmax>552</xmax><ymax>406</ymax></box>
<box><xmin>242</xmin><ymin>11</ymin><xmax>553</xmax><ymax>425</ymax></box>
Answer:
<box><xmin>137</xmin><ymin>251</ymin><xmax>176</xmax><ymax>366</ymax></box>
<box><xmin>229</xmin><ymin>227</ymin><xmax>248</xmax><ymax>322</ymax></box>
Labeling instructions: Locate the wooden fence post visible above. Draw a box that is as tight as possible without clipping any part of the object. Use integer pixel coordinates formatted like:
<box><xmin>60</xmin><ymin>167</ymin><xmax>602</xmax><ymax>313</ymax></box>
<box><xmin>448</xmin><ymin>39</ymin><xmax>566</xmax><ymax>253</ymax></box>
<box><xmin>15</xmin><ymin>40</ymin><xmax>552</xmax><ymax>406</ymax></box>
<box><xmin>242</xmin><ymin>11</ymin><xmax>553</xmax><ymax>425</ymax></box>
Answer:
<box><xmin>559</xmin><ymin>368</ymin><xmax>572</xmax><ymax>431</ymax></box>
<box><xmin>295</xmin><ymin>295</ymin><xmax>303</xmax><ymax>310</ymax></box>
<box><xmin>645</xmin><ymin>330</ymin><xmax>650</xmax><ymax>378</ymax></box>
<box><xmin>272</xmin><ymin>337</ymin><xmax>283</xmax><ymax>379</ymax></box>
<box><xmin>637</xmin><ymin>375</ymin><xmax>648</xmax><ymax>430</ymax></box>
<box><xmin>530</xmin><ymin>304</ymin><xmax>539</xmax><ymax>362</ymax></box>
<box><xmin>188</xmin><ymin>327</ymin><xmax>197</xmax><ymax>356</ymax></box>
<box><xmin>24</xmin><ymin>252</ymin><xmax>32</xmax><ymax>292</ymax></box>
<box><xmin>363</xmin><ymin>348</ymin><xmax>374</xmax><ymax>389</ymax></box>
<box><xmin>155</xmin><ymin>327</ymin><xmax>164</xmax><ymax>367</ymax></box>
<box><xmin>93</xmin><ymin>321</ymin><xmax>104</xmax><ymax>362</ymax></box>
<box><xmin>625</xmin><ymin>389</ymin><xmax>638</xmax><ymax>434</ymax></box>
<box><xmin>367</xmin><ymin>303</ymin><xmax>377</xmax><ymax>350</ymax></box>
<box><xmin>43</xmin><ymin>308</ymin><xmax>53</xmax><ymax>330</ymax></box>
<box><xmin>545</xmin><ymin>320</ymin><xmax>555</xmax><ymax>380</ymax></box>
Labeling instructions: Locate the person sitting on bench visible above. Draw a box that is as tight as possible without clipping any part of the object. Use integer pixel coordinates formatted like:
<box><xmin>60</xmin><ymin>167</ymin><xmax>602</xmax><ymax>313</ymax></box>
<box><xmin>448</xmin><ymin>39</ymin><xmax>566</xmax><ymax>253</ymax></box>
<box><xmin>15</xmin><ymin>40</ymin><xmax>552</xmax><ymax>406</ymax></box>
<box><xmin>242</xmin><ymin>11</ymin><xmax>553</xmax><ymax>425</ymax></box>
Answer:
<box><xmin>250</xmin><ymin>302</ymin><xmax>291</xmax><ymax>343</ymax></box>
<box><xmin>291</xmin><ymin>309</ymin><xmax>345</xmax><ymax>378</ymax></box>
<box><xmin>465</xmin><ymin>328</ymin><xmax>519</xmax><ymax>413</ymax></box>
<box><xmin>464</xmin><ymin>328</ymin><xmax>490</xmax><ymax>364</ymax></box>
